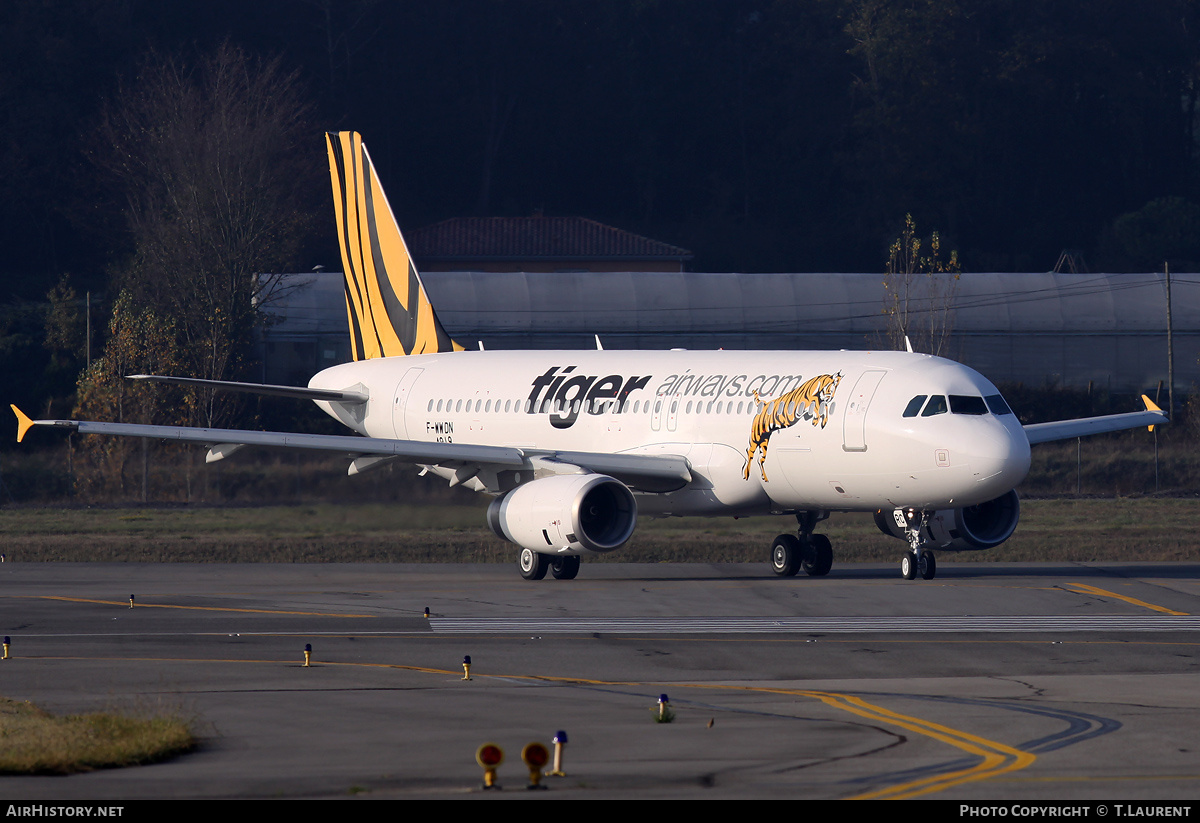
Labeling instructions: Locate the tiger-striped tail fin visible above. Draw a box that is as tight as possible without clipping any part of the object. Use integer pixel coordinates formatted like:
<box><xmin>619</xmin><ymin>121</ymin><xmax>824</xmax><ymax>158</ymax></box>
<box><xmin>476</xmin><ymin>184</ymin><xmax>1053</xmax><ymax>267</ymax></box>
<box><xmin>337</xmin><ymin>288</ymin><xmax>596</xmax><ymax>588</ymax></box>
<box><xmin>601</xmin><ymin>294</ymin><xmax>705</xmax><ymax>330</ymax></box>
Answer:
<box><xmin>325</xmin><ymin>131</ymin><xmax>463</xmax><ymax>359</ymax></box>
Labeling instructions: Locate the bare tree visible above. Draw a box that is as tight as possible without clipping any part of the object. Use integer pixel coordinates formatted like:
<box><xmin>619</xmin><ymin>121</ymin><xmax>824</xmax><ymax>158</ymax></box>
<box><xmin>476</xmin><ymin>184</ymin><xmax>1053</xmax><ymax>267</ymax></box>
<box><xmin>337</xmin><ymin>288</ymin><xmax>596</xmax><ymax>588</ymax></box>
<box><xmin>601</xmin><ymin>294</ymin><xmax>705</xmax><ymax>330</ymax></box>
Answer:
<box><xmin>93</xmin><ymin>43</ymin><xmax>317</xmax><ymax>427</ymax></box>
<box><xmin>881</xmin><ymin>214</ymin><xmax>960</xmax><ymax>357</ymax></box>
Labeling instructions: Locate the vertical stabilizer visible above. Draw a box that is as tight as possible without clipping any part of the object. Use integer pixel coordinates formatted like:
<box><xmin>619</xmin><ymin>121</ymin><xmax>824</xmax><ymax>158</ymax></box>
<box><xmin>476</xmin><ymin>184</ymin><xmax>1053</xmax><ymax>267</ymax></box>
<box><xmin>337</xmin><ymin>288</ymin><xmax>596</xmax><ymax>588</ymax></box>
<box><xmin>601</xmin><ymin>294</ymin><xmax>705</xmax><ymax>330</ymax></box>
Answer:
<box><xmin>326</xmin><ymin>131</ymin><xmax>463</xmax><ymax>359</ymax></box>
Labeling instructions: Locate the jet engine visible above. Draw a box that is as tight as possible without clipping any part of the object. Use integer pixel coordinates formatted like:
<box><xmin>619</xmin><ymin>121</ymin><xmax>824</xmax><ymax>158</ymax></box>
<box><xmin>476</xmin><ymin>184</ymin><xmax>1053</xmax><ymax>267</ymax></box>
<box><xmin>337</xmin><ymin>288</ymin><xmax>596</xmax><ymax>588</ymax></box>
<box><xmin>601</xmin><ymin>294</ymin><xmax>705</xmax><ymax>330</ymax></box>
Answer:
<box><xmin>874</xmin><ymin>489</ymin><xmax>1020</xmax><ymax>552</ymax></box>
<box><xmin>487</xmin><ymin>474</ymin><xmax>637</xmax><ymax>555</ymax></box>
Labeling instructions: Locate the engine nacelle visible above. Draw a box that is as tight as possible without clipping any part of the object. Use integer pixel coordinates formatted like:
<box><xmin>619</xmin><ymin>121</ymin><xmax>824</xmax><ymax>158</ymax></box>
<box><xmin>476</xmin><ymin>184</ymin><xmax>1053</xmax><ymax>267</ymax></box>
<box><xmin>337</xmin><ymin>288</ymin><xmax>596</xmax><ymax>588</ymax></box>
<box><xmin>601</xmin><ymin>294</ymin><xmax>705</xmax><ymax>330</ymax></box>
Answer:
<box><xmin>874</xmin><ymin>489</ymin><xmax>1020</xmax><ymax>552</ymax></box>
<box><xmin>487</xmin><ymin>474</ymin><xmax>637</xmax><ymax>555</ymax></box>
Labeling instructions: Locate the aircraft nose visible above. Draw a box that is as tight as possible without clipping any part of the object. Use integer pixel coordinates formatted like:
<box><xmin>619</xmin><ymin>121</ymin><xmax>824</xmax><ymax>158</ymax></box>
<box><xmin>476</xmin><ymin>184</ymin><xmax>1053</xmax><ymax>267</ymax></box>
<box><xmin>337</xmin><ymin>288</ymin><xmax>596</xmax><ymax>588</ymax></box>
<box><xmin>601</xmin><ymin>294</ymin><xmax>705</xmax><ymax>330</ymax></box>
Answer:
<box><xmin>970</xmin><ymin>422</ymin><xmax>1031</xmax><ymax>495</ymax></box>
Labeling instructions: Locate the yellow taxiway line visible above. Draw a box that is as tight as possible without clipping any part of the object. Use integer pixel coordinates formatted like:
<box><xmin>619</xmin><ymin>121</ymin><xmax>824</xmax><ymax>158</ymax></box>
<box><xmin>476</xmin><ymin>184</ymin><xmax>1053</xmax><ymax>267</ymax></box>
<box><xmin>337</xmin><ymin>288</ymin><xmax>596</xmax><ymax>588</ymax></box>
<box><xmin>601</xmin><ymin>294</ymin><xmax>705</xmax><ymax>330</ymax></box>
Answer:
<box><xmin>1065</xmin><ymin>584</ymin><xmax>1188</xmax><ymax>615</ymax></box>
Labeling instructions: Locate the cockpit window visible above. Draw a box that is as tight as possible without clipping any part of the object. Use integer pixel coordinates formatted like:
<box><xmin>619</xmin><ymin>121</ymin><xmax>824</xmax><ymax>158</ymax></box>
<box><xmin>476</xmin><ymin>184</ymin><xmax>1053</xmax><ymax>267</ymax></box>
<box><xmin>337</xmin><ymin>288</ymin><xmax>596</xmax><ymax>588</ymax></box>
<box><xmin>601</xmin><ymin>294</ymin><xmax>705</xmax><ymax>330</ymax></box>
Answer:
<box><xmin>984</xmin><ymin>394</ymin><xmax>1013</xmax><ymax>415</ymax></box>
<box><xmin>949</xmin><ymin>395</ymin><xmax>988</xmax><ymax>415</ymax></box>
<box><xmin>921</xmin><ymin>395</ymin><xmax>948</xmax><ymax>416</ymax></box>
<box><xmin>908</xmin><ymin>392</ymin><xmax>1012</xmax><ymax>418</ymax></box>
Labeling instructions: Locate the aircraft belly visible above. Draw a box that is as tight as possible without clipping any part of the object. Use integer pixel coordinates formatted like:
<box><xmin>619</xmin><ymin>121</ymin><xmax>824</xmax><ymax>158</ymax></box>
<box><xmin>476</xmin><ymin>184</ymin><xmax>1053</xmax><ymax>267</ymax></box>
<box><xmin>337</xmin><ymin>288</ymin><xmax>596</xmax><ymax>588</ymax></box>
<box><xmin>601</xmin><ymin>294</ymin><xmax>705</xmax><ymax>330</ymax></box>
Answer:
<box><xmin>636</xmin><ymin>489</ymin><xmax>773</xmax><ymax>518</ymax></box>
<box><xmin>682</xmin><ymin>442</ymin><xmax>771</xmax><ymax>510</ymax></box>
<box><xmin>771</xmin><ymin>463</ymin><xmax>880</xmax><ymax>509</ymax></box>
<box><xmin>883</xmin><ymin>464</ymin><xmax>977</xmax><ymax>509</ymax></box>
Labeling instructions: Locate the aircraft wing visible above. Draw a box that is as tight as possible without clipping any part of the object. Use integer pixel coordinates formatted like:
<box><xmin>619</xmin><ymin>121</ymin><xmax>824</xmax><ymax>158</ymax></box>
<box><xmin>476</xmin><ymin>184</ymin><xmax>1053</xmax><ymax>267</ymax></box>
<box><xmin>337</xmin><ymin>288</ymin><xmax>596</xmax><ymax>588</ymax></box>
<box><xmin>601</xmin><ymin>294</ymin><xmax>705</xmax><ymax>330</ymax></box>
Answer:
<box><xmin>526</xmin><ymin>450</ymin><xmax>692</xmax><ymax>493</ymax></box>
<box><xmin>10</xmin><ymin>407</ymin><xmax>691</xmax><ymax>492</ymax></box>
<box><xmin>1023</xmin><ymin>395</ymin><xmax>1168</xmax><ymax>445</ymax></box>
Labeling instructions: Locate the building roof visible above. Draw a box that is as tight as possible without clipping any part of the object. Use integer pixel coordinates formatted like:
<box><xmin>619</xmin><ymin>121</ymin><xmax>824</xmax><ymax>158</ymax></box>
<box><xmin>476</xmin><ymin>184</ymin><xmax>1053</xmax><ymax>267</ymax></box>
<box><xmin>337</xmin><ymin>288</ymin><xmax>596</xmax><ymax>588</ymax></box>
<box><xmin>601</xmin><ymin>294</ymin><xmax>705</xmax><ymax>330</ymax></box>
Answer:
<box><xmin>408</xmin><ymin>216</ymin><xmax>693</xmax><ymax>262</ymax></box>
<box><xmin>260</xmin><ymin>270</ymin><xmax>1199</xmax><ymax>392</ymax></box>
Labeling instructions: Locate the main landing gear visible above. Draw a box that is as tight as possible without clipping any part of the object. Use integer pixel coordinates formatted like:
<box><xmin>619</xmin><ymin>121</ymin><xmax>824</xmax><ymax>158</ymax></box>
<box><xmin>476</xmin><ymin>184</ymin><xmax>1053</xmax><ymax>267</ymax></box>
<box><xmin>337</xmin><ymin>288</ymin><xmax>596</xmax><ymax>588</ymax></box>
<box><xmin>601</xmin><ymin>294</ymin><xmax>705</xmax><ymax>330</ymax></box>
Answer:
<box><xmin>896</xmin><ymin>508</ymin><xmax>937</xmax><ymax>581</ymax></box>
<box><xmin>770</xmin><ymin>511</ymin><xmax>833</xmax><ymax>577</ymax></box>
<box><xmin>518</xmin><ymin>548</ymin><xmax>580</xmax><ymax>581</ymax></box>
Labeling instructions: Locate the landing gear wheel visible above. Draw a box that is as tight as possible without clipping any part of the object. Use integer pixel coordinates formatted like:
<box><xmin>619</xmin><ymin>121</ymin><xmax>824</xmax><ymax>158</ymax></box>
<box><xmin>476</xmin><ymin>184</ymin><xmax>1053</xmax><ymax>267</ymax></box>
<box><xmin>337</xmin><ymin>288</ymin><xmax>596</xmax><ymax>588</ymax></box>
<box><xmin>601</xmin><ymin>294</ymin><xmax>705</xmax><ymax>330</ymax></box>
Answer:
<box><xmin>519</xmin><ymin>548</ymin><xmax>549</xmax><ymax>580</ymax></box>
<box><xmin>771</xmin><ymin>534</ymin><xmax>802</xmax><ymax>577</ymax></box>
<box><xmin>918</xmin><ymin>551</ymin><xmax>937</xmax><ymax>580</ymax></box>
<box><xmin>803</xmin><ymin>534</ymin><xmax>833</xmax><ymax>577</ymax></box>
<box><xmin>550</xmin><ymin>555</ymin><xmax>581</xmax><ymax>580</ymax></box>
<box><xmin>900</xmin><ymin>551</ymin><xmax>917</xmax><ymax>580</ymax></box>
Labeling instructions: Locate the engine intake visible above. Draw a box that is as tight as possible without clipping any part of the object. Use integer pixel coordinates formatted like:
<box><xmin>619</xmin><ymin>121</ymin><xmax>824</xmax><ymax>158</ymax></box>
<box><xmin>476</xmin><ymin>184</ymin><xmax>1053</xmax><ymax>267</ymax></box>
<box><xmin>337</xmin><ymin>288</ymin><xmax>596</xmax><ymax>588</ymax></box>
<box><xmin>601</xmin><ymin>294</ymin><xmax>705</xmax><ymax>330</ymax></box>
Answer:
<box><xmin>487</xmin><ymin>474</ymin><xmax>637</xmax><ymax>555</ymax></box>
<box><xmin>874</xmin><ymin>489</ymin><xmax>1020</xmax><ymax>552</ymax></box>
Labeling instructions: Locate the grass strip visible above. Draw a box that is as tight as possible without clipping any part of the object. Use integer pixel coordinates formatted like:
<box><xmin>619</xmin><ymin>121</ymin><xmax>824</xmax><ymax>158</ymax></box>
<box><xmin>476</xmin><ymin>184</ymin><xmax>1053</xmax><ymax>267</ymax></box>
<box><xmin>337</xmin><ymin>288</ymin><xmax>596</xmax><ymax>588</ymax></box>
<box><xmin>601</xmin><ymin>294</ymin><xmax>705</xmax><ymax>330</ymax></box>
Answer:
<box><xmin>0</xmin><ymin>498</ymin><xmax>1195</xmax><ymax>563</ymax></box>
<box><xmin>0</xmin><ymin>698</ymin><xmax>195</xmax><ymax>775</ymax></box>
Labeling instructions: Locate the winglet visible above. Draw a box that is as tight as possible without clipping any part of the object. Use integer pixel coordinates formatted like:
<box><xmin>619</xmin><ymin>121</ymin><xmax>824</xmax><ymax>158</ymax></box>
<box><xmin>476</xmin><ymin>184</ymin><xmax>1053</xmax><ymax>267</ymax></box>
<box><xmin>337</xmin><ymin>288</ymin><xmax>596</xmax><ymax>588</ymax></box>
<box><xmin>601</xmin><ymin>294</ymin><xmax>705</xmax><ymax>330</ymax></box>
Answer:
<box><xmin>11</xmin><ymin>405</ymin><xmax>34</xmax><ymax>443</ymax></box>
<box><xmin>1142</xmin><ymin>395</ymin><xmax>1163</xmax><ymax>431</ymax></box>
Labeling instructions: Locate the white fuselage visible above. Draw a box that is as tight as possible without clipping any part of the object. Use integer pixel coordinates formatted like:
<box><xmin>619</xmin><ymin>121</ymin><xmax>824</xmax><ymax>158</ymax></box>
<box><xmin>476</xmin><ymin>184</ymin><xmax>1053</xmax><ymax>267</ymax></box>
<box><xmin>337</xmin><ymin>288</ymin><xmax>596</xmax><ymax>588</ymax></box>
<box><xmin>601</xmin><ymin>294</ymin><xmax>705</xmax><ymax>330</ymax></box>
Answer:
<box><xmin>310</xmin><ymin>348</ymin><xmax>1031</xmax><ymax>517</ymax></box>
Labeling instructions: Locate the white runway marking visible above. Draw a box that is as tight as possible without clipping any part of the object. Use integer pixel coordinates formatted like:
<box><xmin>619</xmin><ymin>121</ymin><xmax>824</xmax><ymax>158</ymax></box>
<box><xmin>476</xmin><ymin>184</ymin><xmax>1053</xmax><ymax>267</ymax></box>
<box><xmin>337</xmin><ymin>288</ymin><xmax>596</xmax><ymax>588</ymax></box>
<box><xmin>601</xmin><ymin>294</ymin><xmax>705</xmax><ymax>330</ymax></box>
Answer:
<box><xmin>428</xmin><ymin>615</ymin><xmax>1200</xmax><ymax>634</ymax></box>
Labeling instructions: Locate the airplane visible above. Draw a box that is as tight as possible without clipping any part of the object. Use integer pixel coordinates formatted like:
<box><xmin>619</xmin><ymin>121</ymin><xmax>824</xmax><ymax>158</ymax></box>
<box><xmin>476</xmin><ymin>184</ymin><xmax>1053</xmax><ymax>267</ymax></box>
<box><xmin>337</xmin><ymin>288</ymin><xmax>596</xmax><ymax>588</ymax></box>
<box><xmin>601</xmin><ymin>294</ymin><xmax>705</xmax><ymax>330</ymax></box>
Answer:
<box><xmin>11</xmin><ymin>131</ymin><xmax>1169</xmax><ymax>581</ymax></box>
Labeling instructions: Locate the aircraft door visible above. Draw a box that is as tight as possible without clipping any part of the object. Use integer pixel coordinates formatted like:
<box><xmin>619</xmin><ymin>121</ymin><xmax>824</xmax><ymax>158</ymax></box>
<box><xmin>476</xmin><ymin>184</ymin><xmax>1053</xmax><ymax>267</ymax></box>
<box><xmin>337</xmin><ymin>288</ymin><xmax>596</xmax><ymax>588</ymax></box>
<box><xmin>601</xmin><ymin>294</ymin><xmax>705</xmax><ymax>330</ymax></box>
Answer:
<box><xmin>651</xmin><ymin>391</ymin><xmax>666</xmax><ymax>432</ymax></box>
<box><xmin>666</xmin><ymin>393</ymin><xmax>681</xmax><ymax>432</ymax></box>
<box><xmin>392</xmin><ymin>368</ymin><xmax>424</xmax><ymax>439</ymax></box>
<box><xmin>842</xmin><ymin>369</ymin><xmax>887</xmax><ymax>452</ymax></box>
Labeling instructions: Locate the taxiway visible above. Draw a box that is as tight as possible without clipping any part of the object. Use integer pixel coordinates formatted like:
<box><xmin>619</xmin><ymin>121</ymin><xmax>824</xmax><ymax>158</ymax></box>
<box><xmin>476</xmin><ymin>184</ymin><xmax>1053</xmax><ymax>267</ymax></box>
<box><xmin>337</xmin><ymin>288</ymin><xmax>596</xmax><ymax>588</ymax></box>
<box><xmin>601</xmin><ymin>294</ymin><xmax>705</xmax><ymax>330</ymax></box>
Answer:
<box><xmin>1</xmin><ymin>561</ymin><xmax>1198</xmax><ymax>799</ymax></box>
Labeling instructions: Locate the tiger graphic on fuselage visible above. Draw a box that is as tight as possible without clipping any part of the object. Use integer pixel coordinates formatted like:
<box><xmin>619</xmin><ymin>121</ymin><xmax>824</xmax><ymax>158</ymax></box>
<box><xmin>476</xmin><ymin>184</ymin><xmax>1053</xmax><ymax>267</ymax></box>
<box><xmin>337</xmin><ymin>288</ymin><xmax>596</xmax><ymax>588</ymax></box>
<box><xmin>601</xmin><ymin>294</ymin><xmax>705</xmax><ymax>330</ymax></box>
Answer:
<box><xmin>743</xmin><ymin>371</ymin><xmax>842</xmax><ymax>482</ymax></box>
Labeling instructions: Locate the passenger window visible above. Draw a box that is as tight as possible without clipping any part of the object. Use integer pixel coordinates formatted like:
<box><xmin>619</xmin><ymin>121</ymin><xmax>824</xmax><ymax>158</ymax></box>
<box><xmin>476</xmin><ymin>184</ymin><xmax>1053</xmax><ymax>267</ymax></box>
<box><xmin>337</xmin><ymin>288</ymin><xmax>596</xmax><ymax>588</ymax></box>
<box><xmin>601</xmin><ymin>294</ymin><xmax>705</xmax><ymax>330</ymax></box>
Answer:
<box><xmin>950</xmin><ymin>395</ymin><xmax>988</xmax><ymax>415</ymax></box>
<box><xmin>903</xmin><ymin>395</ymin><xmax>926</xmax><ymax>417</ymax></box>
<box><xmin>985</xmin><ymin>394</ymin><xmax>1013</xmax><ymax>415</ymax></box>
<box><xmin>921</xmin><ymin>395</ymin><xmax>948</xmax><ymax>416</ymax></box>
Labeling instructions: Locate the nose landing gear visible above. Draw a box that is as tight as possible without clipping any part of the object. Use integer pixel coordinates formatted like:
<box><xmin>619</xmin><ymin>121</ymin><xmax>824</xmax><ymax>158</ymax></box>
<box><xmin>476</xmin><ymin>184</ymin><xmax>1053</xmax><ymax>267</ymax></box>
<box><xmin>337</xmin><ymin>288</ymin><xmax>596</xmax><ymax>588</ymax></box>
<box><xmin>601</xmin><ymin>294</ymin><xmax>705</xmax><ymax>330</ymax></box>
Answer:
<box><xmin>900</xmin><ymin>548</ymin><xmax>937</xmax><ymax>580</ymax></box>
<box><xmin>896</xmin><ymin>508</ymin><xmax>938</xmax><ymax>580</ymax></box>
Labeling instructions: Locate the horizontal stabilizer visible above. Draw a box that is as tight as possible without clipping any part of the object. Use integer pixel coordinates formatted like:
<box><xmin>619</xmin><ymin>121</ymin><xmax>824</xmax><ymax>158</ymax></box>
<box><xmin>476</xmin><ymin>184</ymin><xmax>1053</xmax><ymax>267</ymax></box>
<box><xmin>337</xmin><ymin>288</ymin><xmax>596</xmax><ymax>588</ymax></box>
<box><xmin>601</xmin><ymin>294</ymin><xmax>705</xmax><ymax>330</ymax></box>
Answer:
<box><xmin>128</xmin><ymin>375</ymin><xmax>369</xmax><ymax>404</ymax></box>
